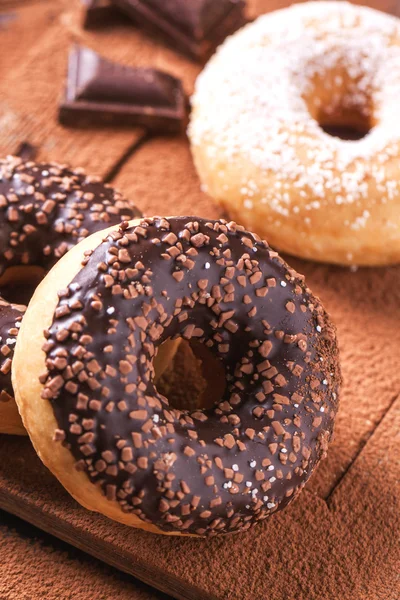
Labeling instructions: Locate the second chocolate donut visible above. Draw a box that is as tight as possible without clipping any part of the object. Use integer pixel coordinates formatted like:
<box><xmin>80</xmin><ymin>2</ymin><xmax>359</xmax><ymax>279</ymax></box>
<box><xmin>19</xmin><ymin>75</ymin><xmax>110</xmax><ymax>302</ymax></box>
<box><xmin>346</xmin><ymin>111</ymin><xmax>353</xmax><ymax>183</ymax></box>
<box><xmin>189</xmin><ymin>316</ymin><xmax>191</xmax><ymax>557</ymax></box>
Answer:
<box><xmin>0</xmin><ymin>156</ymin><xmax>141</xmax><ymax>434</ymax></box>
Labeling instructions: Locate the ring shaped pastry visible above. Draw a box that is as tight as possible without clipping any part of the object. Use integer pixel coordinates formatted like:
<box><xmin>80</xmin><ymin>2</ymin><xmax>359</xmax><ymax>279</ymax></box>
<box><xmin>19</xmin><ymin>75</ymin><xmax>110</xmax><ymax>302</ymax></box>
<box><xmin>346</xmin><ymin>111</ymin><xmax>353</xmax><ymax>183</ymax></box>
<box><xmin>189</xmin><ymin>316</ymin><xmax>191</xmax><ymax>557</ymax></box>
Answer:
<box><xmin>14</xmin><ymin>216</ymin><xmax>340</xmax><ymax>536</ymax></box>
<box><xmin>0</xmin><ymin>156</ymin><xmax>141</xmax><ymax>434</ymax></box>
<box><xmin>189</xmin><ymin>1</ymin><xmax>400</xmax><ymax>266</ymax></box>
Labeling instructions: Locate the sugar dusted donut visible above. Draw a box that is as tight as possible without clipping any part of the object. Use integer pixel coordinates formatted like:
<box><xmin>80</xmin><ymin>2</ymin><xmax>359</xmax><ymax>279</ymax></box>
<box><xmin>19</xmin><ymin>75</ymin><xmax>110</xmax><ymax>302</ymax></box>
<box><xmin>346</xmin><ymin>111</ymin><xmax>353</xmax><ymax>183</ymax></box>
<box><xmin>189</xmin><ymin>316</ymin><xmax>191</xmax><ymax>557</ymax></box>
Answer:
<box><xmin>0</xmin><ymin>156</ymin><xmax>141</xmax><ymax>434</ymax></box>
<box><xmin>189</xmin><ymin>2</ymin><xmax>400</xmax><ymax>266</ymax></box>
<box><xmin>14</xmin><ymin>216</ymin><xmax>340</xmax><ymax>536</ymax></box>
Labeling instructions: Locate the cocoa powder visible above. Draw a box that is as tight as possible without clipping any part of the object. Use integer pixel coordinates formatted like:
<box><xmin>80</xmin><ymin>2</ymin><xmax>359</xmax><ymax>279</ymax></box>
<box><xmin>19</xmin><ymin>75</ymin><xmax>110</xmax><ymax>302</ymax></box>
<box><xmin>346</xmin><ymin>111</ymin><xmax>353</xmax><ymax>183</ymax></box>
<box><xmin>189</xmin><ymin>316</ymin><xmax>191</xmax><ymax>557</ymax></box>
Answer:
<box><xmin>0</xmin><ymin>510</ymin><xmax>168</xmax><ymax>600</ymax></box>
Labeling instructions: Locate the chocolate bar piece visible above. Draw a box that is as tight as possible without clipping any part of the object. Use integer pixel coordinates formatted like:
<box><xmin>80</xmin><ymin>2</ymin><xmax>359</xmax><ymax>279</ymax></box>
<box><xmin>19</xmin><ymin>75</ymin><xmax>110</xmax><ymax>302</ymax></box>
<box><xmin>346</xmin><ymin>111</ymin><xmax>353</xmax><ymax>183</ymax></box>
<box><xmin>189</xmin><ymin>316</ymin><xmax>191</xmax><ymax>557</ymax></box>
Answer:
<box><xmin>110</xmin><ymin>0</ymin><xmax>247</xmax><ymax>61</ymax></box>
<box><xmin>82</xmin><ymin>0</ymin><xmax>123</xmax><ymax>29</ymax></box>
<box><xmin>59</xmin><ymin>45</ymin><xmax>186</xmax><ymax>133</ymax></box>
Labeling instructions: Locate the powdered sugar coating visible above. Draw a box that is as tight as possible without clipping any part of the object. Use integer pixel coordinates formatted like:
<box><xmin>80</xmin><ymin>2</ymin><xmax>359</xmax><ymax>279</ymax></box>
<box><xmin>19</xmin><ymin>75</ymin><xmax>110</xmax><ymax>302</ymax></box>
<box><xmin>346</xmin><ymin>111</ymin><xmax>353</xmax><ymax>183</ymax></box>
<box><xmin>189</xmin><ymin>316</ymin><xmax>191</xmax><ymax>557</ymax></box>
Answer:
<box><xmin>189</xmin><ymin>2</ymin><xmax>400</xmax><ymax>261</ymax></box>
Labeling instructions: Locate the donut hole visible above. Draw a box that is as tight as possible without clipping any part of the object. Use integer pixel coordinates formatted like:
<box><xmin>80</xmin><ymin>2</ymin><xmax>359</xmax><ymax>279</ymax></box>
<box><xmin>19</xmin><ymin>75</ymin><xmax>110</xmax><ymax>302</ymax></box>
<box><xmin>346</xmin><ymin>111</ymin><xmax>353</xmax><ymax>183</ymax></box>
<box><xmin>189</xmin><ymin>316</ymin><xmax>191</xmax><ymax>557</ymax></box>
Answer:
<box><xmin>0</xmin><ymin>266</ymin><xmax>45</xmax><ymax>306</ymax></box>
<box><xmin>318</xmin><ymin>107</ymin><xmax>372</xmax><ymax>141</ymax></box>
<box><xmin>305</xmin><ymin>65</ymin><xmax>375</xmax><ymax>141</ymax></box>
<box><xmin>156</xmin><ymin>339</ymin><xmax>226</xmax><ymax>411</ymax></box>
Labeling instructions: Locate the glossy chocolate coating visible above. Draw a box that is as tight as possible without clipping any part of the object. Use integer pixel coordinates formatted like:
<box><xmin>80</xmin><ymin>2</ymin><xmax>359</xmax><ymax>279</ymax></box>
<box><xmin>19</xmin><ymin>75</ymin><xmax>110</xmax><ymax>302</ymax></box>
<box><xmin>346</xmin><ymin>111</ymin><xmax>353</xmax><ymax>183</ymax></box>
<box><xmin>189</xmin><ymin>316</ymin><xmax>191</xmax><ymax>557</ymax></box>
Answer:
<box><xmin>42</xmin><ymin>217</ymin><xmax>340</xmax><ymax>536</ymax></box>
<box><xmin>0</xmin><ymin>301</ymin><xmax>24</xmax><ymax>401</ymax></box>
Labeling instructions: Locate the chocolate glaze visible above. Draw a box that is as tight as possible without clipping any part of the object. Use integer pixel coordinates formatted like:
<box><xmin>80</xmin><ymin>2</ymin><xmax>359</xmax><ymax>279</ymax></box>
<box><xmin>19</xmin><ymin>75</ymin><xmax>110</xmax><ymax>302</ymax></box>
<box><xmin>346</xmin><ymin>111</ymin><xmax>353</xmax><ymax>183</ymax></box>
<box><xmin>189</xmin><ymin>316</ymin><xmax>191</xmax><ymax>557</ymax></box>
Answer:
<box><xmin>42</xmin><ymin>217</ymin><xmax>340</xmax><ymax>536</ymax></box>
<box><xmin>0</xmin><ymin>301</ymin><xmax>25</xmax><ymax>402</ymax></box>
<box><xmin>0</xmin><ymin>156</ymin><xmax>141</xmax><ymax>401</ymax></box>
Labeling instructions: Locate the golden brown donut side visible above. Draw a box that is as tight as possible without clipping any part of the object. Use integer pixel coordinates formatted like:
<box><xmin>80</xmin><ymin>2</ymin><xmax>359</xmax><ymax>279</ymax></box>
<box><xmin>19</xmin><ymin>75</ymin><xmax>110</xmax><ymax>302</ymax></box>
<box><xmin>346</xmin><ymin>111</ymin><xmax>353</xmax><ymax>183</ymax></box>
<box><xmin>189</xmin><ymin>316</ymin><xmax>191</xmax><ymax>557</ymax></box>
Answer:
<box><xmin>190</xmin><ymin>146</ymin><xmax>400</xmax><ymax>266</ymax></box>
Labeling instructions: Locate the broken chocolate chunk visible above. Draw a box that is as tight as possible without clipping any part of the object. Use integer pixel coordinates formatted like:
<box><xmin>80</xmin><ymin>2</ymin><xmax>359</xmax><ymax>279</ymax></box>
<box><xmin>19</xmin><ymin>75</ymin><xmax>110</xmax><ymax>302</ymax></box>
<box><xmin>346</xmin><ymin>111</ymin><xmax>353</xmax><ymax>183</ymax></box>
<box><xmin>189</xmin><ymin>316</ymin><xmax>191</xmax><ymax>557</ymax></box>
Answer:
<box><xmin>59</xmin><ymin>45</ymin><xmax>186</xmax><ymax>133</ymax></box>
<box><xmin>110</xmin><ymin>0</ymin><xmax>247</xmax><ymax>61</ymax></box>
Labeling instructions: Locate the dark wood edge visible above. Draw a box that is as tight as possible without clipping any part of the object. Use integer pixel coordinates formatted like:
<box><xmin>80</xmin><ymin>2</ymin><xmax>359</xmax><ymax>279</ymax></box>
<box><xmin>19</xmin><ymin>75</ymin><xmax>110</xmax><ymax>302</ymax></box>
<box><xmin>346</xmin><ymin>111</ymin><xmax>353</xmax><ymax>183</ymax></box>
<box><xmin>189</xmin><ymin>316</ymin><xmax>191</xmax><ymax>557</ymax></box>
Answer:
<box><xmin>0</xmin><ymin>488</ymin><xmax>217</xmax><ymax>600</ymax></box>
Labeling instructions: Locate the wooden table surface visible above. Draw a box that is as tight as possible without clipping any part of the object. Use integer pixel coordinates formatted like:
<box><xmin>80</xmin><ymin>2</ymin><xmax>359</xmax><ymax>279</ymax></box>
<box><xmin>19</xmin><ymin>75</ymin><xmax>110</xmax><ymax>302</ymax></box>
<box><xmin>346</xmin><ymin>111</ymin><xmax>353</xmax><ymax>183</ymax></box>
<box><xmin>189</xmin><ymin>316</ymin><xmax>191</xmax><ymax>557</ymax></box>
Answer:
<box><xmin>0</xmin><ymin>1</ymin><xmax>400</xmax><ymax>599</ymax></box>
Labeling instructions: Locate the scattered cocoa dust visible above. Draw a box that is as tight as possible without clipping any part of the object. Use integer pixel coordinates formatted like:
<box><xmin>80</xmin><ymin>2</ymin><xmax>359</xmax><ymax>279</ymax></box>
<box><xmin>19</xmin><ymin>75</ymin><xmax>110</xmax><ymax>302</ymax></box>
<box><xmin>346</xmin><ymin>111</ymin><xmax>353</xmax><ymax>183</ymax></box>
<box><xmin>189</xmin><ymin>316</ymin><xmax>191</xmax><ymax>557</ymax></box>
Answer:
<box><xmin>0</xmin><ymin>510</ymin><xmax>168</xmax><ymax>600</ymax></box>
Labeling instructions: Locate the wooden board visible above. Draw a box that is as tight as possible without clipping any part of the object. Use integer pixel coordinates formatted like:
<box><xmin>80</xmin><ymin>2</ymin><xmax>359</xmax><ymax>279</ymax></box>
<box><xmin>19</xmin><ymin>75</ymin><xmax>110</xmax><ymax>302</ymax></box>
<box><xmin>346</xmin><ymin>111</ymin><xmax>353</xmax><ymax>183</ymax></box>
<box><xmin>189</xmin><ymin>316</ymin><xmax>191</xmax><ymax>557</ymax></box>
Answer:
<box><xmin>0</xmin><ymin>1</ymin><xmax>400</xmax><ymax>599</ymax></box>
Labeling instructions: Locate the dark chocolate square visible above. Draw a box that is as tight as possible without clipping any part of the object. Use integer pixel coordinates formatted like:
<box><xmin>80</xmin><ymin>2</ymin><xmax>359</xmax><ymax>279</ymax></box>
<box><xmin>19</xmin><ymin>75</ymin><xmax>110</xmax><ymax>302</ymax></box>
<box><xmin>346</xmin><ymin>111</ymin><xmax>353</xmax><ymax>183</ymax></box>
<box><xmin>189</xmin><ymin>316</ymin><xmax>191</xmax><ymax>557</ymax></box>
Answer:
<box><xmin>59</xmin><ymin>45</ymin><xmax>186</xmax><ymax>133</ymax></box>
<box><xmin>110</xmin><ymin>0</ymin><xmax>247</xmax><ymax>61</ymax></box>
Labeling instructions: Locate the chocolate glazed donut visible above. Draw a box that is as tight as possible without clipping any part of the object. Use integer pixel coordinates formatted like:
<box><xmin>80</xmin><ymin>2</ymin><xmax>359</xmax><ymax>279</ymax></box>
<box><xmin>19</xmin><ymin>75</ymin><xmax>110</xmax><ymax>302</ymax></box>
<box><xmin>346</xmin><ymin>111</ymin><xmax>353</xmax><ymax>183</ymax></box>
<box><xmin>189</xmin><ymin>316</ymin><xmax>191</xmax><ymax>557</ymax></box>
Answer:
<box><xmin>15</xmin><ymin>217</ymin><xmax>340</xmax><ymax>536</ymax></box>
<box><xmin>0</xmin><ymin>156</ymin><xmax>141</xmax><ymax>434</ymax></box>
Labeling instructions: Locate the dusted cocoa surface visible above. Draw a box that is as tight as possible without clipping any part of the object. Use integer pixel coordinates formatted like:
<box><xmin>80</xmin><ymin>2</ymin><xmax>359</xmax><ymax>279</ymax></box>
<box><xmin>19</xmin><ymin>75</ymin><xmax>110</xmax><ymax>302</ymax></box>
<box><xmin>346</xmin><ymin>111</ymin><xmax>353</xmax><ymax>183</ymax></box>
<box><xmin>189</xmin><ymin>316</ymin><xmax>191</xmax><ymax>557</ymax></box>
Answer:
<box><xmin>0</xmin><ymin>0</ymin><xmax>399</xmax><ymax>599</ymax></box>
<box><xmin>0</xmin><ymin>406</ymin><xmax>399</xmax><ymax>600</ymax></box>
<box><xmin>0</xmin><ymin>509</ymin><xmax>169</xmax><ymax>600</ymax></box>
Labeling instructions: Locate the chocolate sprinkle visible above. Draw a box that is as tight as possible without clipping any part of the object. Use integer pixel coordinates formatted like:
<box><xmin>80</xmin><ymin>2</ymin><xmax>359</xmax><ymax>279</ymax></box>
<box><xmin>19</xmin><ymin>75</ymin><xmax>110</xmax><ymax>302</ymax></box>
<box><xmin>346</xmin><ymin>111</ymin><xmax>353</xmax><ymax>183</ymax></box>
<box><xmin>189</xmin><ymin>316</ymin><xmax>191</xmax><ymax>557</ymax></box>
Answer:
<box><xmin>0</xmin><ymin>156</ymin><xmax>141</xmax><ymax>400</ymax></box>
<box><xmin>42</xmin><ymin>217</ymin><xmax>340</xmax><ymax>536</ymax></box>
<box><xmin>0</xmin><ymin>300</ymin><xmax>24</xmax><ymax>403</ymax></box>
